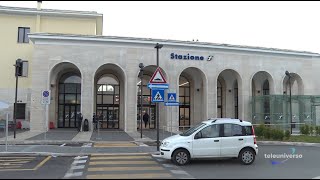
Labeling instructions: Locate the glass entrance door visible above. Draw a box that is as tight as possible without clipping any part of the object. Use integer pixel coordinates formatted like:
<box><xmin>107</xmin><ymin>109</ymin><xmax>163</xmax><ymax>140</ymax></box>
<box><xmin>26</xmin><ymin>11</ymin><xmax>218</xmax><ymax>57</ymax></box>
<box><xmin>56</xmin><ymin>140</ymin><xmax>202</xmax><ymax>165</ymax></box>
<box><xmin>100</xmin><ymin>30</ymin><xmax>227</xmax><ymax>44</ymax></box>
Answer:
<box><xmin>96</xmin><ymin>106</ymin><xmax>119</xmax><ymax>129</ymax></box>
<box><xmin>137</xmin><ymin>106</ymin><xmax>156</xmax><ymax>129</ymax></box>
<box><xmin>63</xmin><ymin>105</ymin><xmax>79</xmax><ymax>128</ymax></box>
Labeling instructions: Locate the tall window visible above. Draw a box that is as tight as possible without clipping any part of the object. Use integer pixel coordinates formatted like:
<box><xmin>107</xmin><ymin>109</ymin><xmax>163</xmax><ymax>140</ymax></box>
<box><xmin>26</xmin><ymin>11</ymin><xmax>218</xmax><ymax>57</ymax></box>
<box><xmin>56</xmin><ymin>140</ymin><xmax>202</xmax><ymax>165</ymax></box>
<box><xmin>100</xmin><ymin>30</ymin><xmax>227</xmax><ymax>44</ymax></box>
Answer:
<box><xmin>179</xmin><ymin>76</ymin><xmax>190</xmax><ymax>128</ymax></box>
<box><xmin>96</xmin><ymin>74</ymin><xmax>120</xmax><ymax>129</ymax></box>
<box><xmin>18</xmin><ymin>27</ymin><xmax>30</xmax><ymax>43</ymax></box>
<box><xmin>234</xmin><ymin>81</ymin><xmax>238</xmax><ymax>119</ymax></box>
<box><xmin>217</xmin><ymin>80</ymin><xmax>222</xmax><ymax>118</ymax></box>
<box><xmin>263</xmin><ymin>80</ymin><xmax>270</xmax><ymax>124</ymax></box>
<box><xmin>58</xmin><ymin>73</ymin><xmax>81</xmax><ymax>128</ymax></box>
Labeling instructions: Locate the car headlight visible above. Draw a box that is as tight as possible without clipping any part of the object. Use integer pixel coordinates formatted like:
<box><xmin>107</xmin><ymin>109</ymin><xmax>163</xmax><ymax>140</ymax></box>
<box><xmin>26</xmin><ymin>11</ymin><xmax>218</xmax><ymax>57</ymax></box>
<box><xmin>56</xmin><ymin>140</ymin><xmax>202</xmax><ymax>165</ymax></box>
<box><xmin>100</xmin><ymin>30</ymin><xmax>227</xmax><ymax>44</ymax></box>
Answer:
<box><xmin>162</xmin><ymin>141</ymin><xmax>170</xmax><ymax>147</ymax></box>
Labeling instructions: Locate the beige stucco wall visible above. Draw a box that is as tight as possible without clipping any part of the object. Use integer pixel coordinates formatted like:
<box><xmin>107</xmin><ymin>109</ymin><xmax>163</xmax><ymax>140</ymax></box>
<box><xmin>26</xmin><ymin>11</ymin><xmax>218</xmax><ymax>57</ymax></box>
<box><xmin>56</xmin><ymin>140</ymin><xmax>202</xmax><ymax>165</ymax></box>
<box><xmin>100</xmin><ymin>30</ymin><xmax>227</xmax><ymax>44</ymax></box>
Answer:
<box><xmin>40</xmin><ymin>16</ymin><xmax>97</xmax><ymax>35</ymax></box>
<box><xmin>0</xmin><ymin>10</ymin><xmax>102</xmax><ymax>122</ymax></box>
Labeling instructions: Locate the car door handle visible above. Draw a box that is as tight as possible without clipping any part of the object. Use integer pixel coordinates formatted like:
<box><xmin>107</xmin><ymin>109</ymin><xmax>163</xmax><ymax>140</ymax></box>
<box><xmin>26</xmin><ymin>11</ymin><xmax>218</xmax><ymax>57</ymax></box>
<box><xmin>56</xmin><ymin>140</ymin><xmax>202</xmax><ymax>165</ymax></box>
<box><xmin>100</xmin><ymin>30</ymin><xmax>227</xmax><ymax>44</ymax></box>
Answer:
<box><xmin>214</xmin><ymin>140</ymin><xmax>219</xmax><ymax>142</ymax></box>
<box><xmin>238</xmin><ymin>138</ymin><xmax>244</xmax><ymax>141</ymax></box>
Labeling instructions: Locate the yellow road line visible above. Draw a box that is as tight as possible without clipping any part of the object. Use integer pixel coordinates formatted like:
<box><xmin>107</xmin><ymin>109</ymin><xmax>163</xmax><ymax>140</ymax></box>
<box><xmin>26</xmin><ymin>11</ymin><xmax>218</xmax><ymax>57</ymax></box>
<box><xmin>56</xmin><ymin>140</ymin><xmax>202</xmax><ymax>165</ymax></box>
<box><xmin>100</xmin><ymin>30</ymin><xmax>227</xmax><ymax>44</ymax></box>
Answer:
<box><xmin>0</xmin><ymin>166</ymin><xmax>21</xmax><ymax>169</ymax></box>
<box><xmin>87</xmin><ymin>173</ymin><xmax>172</xmax><ymax>179</ymax></box>
<box><xmin>91</xmin><ymin>153</ymin><xmax>149</xmax><ymax>156</ymax></box>
<box><xmin>0</xmin><ymin>157</ymin><xmax>35</xmax><ymax>159</ymax></box>
<box><xmin>0</xmin><ymin>159</ymin><xmax>31</xmax><ymax>162</ymax></box>
<box><xmin>0</xmin><ymin>156</ymin><xmax>51</xmax><ymax>171</ymax></box>
<box><xmin>33</xmin><ymin>156</ymin><xmax>51</xmax><ymax>170</ymax></box>
<box><xmin>94</xmin><ymin>144</ymin><xmax>137</xmax><ymax>147</ymax></box>
<box><xmin>90</xmin><ymin>156</ymin><xmax>151</xmax><ymax>160</ymax></box>
<box><xmin>89</xmin><ymin>160</ymin><xmax>157</xmax><ymax>165</ymax></box>
<box><xmin>88</xmin><ymin>166</ymin><xmax>165</xmax><ymax>172</ymax></box>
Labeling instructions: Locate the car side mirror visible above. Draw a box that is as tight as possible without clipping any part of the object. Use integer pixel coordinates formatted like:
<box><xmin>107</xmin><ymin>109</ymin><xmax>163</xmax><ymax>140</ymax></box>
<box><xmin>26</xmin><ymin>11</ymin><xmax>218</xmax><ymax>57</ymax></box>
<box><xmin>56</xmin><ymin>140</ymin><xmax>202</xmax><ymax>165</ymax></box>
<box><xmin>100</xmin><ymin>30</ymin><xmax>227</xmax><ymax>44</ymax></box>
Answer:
<box><xmin>194</xmin><ymin>132</ymin><xmax>201</xmax><ymax>139</ymax></box>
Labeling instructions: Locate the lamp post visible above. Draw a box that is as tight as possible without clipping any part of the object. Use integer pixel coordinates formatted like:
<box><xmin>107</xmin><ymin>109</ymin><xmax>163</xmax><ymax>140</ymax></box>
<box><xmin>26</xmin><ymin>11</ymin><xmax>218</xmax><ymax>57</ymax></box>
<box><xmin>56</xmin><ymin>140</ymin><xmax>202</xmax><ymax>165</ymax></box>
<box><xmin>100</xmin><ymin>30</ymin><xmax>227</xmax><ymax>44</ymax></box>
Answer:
<box><xmin>154</xmin><ymin>43</ymin><xmax>163</xmax><ymax>151</ymax></box>
<box><xmin>139</xmin><ymin>63</ymin><xmax>144</xmax><ymax>138</ymax></box>
<box><xmin>285</xmin><ymin>71</ymin><xmax>292</xmax><ymax>134</ymax></box>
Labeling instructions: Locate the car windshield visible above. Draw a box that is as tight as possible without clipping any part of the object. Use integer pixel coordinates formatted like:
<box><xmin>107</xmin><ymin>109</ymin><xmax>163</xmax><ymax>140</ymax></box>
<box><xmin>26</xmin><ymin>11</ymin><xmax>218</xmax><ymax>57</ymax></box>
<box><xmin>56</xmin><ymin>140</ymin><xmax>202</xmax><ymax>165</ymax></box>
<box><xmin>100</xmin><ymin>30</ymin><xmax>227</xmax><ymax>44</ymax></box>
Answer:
<box><xmin>180</xmin><ymin>123</ymin><xmax>206</xmax><ymax>136</ymax></box>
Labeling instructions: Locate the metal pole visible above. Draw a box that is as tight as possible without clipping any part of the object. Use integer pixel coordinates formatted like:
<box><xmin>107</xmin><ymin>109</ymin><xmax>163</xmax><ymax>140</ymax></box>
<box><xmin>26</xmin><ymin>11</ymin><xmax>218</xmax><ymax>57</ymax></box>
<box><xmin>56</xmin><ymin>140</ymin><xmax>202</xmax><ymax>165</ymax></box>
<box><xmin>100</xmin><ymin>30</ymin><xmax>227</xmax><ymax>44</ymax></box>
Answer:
<box><xmin>5</xmin><ymin>113</ymin><xmax>8</xmax><ymax>152</ymax></box>
<box><xmin>140</xmin><ymin>70</ymin><xmax>143</xmax><ymax>138</ymax></box>
<box><xmin>156</xmin><ymin>44</ymin><xmax>160</xmax><ymax>151</ymax></box>
<box><xmin>171</xmin><ymin>106</ymin><xmax>173</xmax><ymax>136</ymax></box>
<box><xmin>289</xmin><ymin>76</ymin><xmax>292</xmax><ymax>134</ymax></box>
<box><xmin>14</xmin><ymin>71</ymin><xmax>18</xmax><ymax>139</ymax></box>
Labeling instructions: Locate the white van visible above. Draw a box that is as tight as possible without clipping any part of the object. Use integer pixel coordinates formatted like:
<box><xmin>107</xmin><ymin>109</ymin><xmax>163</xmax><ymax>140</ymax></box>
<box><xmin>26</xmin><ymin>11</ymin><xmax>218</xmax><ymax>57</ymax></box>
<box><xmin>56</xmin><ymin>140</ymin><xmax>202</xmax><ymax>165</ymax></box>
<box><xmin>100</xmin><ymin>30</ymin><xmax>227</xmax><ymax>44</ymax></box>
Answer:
<box><xmin>160</xmin><ymin>118</ymin><xmax>258</xmax><ymax>166</ymax></box>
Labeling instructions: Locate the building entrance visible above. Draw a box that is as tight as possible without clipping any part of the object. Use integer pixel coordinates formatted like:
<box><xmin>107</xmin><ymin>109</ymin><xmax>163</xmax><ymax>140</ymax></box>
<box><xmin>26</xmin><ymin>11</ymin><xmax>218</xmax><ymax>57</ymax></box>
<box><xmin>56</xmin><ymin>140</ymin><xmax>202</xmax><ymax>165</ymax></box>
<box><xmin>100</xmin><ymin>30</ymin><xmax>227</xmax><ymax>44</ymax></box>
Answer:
<box><xmin>137</xmin><ymin>106</ymin><xmax>156</xmax><ymax>129</ymax></box>
<box><xmin>96</xmin><ymin>105</ymin><xmax>119</xmax><ymax>129</ymax></box>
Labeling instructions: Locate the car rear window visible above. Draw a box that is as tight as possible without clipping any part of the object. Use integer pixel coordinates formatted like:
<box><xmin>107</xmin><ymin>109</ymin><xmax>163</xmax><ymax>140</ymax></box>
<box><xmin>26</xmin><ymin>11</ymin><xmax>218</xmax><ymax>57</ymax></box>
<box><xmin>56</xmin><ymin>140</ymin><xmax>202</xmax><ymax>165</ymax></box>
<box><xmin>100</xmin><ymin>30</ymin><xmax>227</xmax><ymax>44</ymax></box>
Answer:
<box><xmin>242</xmin><ymin>126</ymin><xmax>253</xmax><ymax>136</ymax></box>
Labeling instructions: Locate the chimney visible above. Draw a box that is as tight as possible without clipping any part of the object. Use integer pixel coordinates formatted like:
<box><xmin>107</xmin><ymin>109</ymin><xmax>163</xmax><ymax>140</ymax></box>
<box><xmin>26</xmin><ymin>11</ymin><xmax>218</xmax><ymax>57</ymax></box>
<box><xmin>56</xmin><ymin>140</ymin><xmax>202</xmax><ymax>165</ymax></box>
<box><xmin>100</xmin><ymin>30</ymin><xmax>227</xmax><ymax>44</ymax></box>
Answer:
<box><xmin>37</xmin><ymin>1</ymin><xmax>42</xmax><ymax>10</ymax></box>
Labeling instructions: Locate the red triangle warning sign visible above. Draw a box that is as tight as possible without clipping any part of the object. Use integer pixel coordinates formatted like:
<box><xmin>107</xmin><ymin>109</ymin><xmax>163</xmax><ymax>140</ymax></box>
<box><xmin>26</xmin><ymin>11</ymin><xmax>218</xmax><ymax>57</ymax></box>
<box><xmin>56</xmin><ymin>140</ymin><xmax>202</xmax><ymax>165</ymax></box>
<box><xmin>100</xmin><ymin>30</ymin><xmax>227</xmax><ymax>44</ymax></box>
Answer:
<box><xmin>149</xmin><ymin>67</ymin><xmax>167</xmax><ymax>84</ymax></box>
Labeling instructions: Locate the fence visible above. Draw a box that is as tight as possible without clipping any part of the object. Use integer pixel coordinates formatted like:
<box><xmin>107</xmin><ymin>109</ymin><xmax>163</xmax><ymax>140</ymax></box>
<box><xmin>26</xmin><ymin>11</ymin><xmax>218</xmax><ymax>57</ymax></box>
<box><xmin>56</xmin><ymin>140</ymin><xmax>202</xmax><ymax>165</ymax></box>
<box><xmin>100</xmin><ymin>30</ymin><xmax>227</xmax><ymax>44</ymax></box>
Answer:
<box><xmin>251</xmin><ymin>95</ymin><xmax>320</xmax><ymax>132</ymax></box>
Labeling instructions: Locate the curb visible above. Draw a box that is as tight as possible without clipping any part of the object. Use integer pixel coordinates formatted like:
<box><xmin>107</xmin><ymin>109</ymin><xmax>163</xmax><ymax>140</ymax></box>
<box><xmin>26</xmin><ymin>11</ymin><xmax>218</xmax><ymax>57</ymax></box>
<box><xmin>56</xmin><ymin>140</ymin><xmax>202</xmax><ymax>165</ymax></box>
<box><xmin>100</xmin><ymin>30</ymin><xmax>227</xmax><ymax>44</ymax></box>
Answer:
<box><xmin>0</xmin><ymin>151</ymin><xmax>158</xmax><ymax>157</ymax></box>
<box><xmin>258</xmin><ymin>141</ymin><xmax>320</xmax><ymax>147</ymax></box>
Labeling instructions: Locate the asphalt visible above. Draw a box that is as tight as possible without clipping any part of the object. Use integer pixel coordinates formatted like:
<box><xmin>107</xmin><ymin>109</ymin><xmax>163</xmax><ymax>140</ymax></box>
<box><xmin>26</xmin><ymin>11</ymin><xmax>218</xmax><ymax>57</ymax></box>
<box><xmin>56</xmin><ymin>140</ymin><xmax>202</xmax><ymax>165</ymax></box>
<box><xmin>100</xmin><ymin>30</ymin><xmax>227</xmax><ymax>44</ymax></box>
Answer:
<box><xmin>1</xmin><ymin>129</ymin><xmax>320</xmax><ymax>157</ymax></box>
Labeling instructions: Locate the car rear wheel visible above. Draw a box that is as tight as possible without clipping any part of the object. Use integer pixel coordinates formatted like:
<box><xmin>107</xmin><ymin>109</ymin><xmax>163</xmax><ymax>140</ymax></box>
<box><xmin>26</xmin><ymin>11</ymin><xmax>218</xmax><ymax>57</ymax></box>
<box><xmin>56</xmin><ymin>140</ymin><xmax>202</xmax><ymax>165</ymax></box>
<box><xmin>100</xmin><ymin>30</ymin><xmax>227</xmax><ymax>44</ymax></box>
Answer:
<box><xmin>239</xmin><ymin>148</ymin><xmax>255</xmax><ymax>165</ymax></box>
<box><xmin>171</xmin><ymin>149</ymin><xmax>190</xmax><ymax>166</ymax></box>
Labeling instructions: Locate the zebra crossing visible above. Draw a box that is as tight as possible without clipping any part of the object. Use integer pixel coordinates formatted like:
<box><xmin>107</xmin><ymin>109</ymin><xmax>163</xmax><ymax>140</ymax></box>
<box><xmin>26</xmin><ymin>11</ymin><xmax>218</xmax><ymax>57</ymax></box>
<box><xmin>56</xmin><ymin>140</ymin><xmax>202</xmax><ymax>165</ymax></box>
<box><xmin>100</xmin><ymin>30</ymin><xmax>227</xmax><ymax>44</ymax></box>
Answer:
<box><xmin>85</xmin><ymin>153</ymin><xmax>173</xmax><ymax>179</ymax></box>
<box><xmin>63</xmin><ymin>152</ymin><xmax>194</xmax><ymax>179</ymax></box>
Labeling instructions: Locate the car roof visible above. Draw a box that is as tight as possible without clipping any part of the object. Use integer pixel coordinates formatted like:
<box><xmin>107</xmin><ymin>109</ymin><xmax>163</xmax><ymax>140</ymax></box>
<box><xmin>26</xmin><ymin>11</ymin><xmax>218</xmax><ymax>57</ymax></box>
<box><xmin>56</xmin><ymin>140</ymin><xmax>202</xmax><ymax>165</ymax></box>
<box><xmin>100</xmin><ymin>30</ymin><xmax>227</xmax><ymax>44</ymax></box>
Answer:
<box><xmin>202</xmin><ymin>118</ymin><xmax>252</xmax><ymax>126</ymax></box>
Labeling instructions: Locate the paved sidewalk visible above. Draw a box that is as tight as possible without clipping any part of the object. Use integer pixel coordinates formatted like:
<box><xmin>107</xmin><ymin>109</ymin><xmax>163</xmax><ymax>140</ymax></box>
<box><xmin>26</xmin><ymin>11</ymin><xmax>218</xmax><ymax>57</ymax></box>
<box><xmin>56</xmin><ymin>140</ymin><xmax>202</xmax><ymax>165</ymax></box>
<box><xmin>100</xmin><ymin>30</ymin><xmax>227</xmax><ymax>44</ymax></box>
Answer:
<box><xmin>72</xmin><ymin>131</ymin><xmax>93</xmax><ymax>142</ymax></box>
<box><xmin>0</xmin><ymin>130</ymin><xmax>42</xmax><ymax>141</ymax></box>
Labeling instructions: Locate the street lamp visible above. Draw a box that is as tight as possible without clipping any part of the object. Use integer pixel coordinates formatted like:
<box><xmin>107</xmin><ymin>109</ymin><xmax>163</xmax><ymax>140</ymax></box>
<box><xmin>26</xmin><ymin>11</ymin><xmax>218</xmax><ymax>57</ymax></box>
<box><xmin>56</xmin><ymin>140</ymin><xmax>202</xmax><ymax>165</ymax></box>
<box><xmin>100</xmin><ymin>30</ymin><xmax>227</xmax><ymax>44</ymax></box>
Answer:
<box><xmin>13</xmin><ymin>59</ymin><xmax>23</xmax><ymax>139</ymax></box>
<box><xmin>285</xmin><ymin>70</ymin><xmax>292</xmax><ymax>134</ymax></box>
<box><xmin>138</xmin><ymin>63</ymin><xmax>144</xmax><ymax>138</ymax></box>
<box><xmin>154</xmin><ymin>43</ymin><xmax>163</xmax><ymax>151</ymax></box>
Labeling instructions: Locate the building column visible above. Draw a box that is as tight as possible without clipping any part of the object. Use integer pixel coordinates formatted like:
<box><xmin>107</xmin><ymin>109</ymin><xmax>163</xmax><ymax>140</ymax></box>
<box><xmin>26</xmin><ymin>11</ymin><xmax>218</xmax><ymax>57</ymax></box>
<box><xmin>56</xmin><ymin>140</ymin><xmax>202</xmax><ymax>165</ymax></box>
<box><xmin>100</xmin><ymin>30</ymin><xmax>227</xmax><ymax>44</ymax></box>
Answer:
<box><xmin>81</xmin><ymin>71</ymin><xmax>94</xmax><ymax>131</ymax></box>
<box><xmin>165</xmin><ymin>75</ymin><xmax>179</xmax><ymax>133</ymax></box>
<box><xmin>241</xmin><ymin>76</ymin><xmax>251</xmax><ymax>122</ymax></box>
<box><xmin>207</xmin><ymin>75</ymin><xmax>216</xmax><ymax>119</ymax></box>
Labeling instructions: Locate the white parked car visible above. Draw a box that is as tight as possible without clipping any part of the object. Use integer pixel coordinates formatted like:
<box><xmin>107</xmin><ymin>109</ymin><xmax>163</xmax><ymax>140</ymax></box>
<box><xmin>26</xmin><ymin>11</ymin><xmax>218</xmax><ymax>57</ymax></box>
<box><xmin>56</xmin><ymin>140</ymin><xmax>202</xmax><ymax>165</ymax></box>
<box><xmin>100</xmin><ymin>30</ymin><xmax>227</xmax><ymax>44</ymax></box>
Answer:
<box><xmin>160</xmin><ymin>118</ymin><xmax>258</xmax><ymax>166</ymax></box>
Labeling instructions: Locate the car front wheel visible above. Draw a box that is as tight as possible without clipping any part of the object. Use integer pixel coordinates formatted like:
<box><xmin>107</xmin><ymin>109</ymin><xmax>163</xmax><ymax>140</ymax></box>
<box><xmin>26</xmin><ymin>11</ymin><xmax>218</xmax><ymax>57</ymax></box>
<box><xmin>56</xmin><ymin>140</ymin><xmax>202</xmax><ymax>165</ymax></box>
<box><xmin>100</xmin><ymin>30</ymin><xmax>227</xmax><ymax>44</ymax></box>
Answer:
<box><xmin>171</xmin><ymin>149</ymin><xmax>190</xmax><ymax>166</ymax></box>
<box><xmin>239</xmin><ymin>148</ymin><xmax>255</xmax><ymax>165</ymax></box>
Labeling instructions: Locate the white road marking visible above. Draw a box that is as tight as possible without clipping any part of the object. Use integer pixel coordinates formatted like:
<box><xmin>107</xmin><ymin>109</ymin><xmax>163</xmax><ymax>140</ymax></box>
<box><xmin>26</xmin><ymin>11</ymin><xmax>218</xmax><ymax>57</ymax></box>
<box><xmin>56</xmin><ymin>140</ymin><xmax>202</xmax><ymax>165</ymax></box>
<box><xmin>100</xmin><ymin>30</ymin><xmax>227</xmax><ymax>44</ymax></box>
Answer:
<box><xmin>70</xmin><ymin>165</ymin><xmax>85</xmax><ymax>170</ymax></box>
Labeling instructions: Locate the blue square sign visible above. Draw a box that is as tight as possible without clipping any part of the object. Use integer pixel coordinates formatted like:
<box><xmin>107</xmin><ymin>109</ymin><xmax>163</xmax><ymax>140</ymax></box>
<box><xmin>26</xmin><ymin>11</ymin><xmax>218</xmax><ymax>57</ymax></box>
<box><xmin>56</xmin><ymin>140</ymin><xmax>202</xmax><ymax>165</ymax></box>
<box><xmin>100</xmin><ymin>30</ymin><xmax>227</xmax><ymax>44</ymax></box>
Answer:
<box><xmin>151</xmin><ymin>89</ymin><xmax>165</xmax><ymax>102</ymax></box>
<box><xmin>167</xmin><ymin>93</ymin><xmax>176</xmax><ymax>102</ymax></box>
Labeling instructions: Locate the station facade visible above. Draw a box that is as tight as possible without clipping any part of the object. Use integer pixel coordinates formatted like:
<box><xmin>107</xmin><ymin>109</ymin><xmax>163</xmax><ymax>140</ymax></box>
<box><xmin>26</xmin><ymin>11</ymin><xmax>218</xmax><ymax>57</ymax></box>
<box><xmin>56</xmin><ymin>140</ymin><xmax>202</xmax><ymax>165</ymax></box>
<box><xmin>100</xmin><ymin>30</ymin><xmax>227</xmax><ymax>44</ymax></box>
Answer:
<box><xmin>27</xmin><ymin>33</ymin><xmax>320</xmax><ymax>132</ymax></box>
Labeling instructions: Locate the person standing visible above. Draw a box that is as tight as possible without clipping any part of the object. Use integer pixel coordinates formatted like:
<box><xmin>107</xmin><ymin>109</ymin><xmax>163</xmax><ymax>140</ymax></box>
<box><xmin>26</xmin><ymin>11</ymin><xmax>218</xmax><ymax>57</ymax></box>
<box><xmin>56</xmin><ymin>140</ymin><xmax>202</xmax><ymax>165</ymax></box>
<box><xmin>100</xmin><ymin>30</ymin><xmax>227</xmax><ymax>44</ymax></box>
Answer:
<box><xmin>77</xmin><ymin>112</ymin><xmax>83</xmax><ymax>132</ymax></box>
<box><xmin>143</xmin><ymin>111</ymin><xmax>149</xmax><ymax>128</ymax></box>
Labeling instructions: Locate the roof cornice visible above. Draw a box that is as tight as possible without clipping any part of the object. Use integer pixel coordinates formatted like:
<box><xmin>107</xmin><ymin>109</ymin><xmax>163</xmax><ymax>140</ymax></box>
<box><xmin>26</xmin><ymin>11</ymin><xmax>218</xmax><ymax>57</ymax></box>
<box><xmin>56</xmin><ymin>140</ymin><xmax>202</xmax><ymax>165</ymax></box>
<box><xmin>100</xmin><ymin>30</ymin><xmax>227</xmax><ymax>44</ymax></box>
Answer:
<box><xmin>0</xmin><ymin>5</ymin><xmax>102</xmax><ymax>18</ymax></box>
<box><xmin>28</xmin><ymin>33</ymin><xmax>320</xmax><ymax>57</ymax></box>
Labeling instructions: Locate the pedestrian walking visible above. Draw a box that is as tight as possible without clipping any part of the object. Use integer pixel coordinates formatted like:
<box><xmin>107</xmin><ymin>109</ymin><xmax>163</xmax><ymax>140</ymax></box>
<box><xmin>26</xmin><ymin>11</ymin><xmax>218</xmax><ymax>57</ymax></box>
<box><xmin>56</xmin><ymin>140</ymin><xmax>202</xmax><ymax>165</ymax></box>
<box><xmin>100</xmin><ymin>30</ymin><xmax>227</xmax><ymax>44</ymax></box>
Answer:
<box><xmin>143</xmin><ymin>111</ymin><xmax>149</xmax><ymax>128</ymax></box>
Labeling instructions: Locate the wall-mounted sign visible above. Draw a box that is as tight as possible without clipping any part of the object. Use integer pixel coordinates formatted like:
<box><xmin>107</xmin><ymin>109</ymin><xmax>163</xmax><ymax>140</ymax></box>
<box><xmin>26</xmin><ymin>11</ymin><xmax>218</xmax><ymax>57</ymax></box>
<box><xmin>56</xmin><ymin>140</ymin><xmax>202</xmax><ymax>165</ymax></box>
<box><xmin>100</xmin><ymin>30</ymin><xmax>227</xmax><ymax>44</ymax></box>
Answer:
<box><xmin>170</xmin><ymin>53</ymin><xmax>213</xmax><ymax>61</ymax></box>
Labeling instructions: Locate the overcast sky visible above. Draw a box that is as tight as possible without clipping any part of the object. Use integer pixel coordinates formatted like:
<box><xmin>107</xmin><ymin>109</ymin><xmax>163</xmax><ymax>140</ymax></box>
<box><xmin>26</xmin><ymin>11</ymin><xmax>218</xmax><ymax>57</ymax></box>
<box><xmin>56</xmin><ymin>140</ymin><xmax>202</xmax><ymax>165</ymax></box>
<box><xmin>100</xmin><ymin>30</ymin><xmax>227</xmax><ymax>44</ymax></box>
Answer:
<box><xmin>1</xmin><ymin>1</ymin><xmax>320</xmax><ymax>53</ymax></box>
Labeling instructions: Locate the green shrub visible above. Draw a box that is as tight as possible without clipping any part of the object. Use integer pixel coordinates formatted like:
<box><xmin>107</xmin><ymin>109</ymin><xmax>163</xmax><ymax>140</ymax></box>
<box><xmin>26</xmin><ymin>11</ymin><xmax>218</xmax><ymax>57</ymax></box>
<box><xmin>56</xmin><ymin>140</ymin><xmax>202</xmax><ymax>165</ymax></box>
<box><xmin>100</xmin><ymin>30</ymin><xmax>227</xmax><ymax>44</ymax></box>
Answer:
<box><xmin>309</xmin><ymin>126</ymin><xmax>314</xmax><ymax>136</ymax></box>
<box><xmin>264</xmin><ymin>127</ymin><xmax>272</xmax><ymax>139</ymax></box>
<box><xmin>285</xmin><ymin>130</ymin><xmax>291</xmax><ymax>139</ymax></box>
<box><xmin>254</xmin><ymin>124</ymin><xmax>265</xmax><ymax>137</ymax></box>
<box><xmin>271</xmin><ymin>128</ymin><xmax>284</xmax><ymax>141</ymax></box>
<box><xmin>300</xmin><ymin>124</ymin><xmax>310</xmax><ymax>135</ymax></box>
<box><xmin>315</xmin><ymin>126</ymin><xmax>320</xmax><ymax>136</ymax></box>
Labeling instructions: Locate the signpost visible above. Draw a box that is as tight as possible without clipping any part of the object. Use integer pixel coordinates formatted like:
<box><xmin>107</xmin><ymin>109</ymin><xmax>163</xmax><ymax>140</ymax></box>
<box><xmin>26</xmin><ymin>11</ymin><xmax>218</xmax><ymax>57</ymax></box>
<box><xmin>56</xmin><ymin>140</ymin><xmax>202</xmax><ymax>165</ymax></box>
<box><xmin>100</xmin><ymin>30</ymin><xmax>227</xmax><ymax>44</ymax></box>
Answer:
<box><xmin>41</xmin><ymin>90</ymin><xmax>51</xmax><ymax>142</ymax></box>
<box><xmin>148</xmin><ymin>66</ymin><xmax>167</xmax><ymax>151</ymax></box>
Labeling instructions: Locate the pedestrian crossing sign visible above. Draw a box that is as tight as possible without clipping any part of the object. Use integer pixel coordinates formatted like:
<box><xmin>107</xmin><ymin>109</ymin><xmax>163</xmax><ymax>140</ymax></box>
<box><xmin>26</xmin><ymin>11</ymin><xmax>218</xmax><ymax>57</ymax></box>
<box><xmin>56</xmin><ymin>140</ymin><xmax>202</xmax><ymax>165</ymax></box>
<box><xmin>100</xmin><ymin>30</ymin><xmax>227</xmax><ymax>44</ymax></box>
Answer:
<box><xmin>167</xmin><ymin>93</ymin><xmax>176</xmax><ymax>102</ymax></box>
<box><xmin>151</xmin><ymin>89</ymin><xmax>165</xmax><ymax>102</ymax></box>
